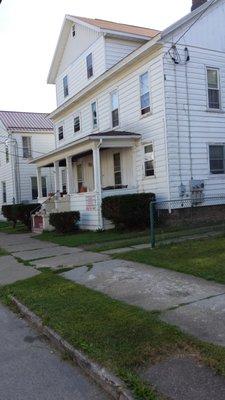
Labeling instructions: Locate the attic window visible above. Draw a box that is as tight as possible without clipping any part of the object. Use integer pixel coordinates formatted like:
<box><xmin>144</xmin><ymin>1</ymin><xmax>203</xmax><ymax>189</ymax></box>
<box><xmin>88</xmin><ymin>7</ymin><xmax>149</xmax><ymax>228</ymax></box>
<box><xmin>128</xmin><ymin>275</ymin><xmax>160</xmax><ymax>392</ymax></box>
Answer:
<box><xmin>72</xmin><ymin>24</ymin><xmax>76</xmax><ymax>37</ymax></box>
<box><xmin>86</xmin><ymin>53</ymin><xmax>93</xmax><ymax>79</ymax></box>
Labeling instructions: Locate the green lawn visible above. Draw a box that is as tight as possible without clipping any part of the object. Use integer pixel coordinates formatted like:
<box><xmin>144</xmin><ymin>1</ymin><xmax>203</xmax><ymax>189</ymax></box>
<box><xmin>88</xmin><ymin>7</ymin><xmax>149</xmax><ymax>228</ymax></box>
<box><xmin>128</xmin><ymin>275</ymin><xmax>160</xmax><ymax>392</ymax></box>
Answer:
<box><xmin>37</xmin><ymin>223</ymin><xmax>225</xmax><ymax>253</ymax></box>
<box><xmin>0</xmin><ymin>221</ymin><xmax>28</xmax><ymax>234</ymax></box>
<box><xmin>119</xmin><ymin>235</ymin><xmax>225</xmax><ymax>284</ymax></box>
<box><xmin>1</xmin><ymin>271</ymin><xmax>225</xmax><ymax>399</ymax></box>
<box><xmin>37</xmin><ymin>229</ymin><xmax>149</xmax><ymax>249</ymax></box>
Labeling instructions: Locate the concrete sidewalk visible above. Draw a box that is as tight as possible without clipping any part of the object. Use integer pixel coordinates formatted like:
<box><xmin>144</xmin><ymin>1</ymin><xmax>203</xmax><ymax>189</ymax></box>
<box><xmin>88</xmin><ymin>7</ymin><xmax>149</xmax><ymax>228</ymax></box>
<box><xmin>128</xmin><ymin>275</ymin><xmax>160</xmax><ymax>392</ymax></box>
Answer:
<box><xmin>0</xmin><ymin>303</ymin><xmax>109</xmax><ymax>400</ymax></box>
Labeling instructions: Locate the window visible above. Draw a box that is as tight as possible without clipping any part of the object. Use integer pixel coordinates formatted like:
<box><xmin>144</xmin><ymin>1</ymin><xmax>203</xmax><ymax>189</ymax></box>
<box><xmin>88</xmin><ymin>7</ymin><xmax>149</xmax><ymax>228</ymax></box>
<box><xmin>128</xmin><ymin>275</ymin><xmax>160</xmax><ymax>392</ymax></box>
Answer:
<box><xmin>63</xmin><ymin>75</ymin><xmax>69</xmax><ymax>97</ymax></box>
<box><xmin>86</xmin><ymin>53</ymin><xmax>93</xmax><ymax>79</ymax></box>
<box><xmin>5</xmin><ymin>145</ymin><xmax>9</xmax><ymax>163</ymax></box>
<box><xmin>111</xmin><ymin>90</ymin><xmax>119</xmax><ymax>128</ymax></box>
<box><xmin>72</xmin><ymin>24</ymin><xmax>76</xmax><ymax>37</ymax></box>
<box><xmin>209</xmin><ymin>145</ymin><xmax>225</xmax><ymax>174</ymax></box>
<box><xmin>31</xmin><ymin>177</ymin><xmax>47</xmax><ymax>199</ymax></box>
<box><xmin>58</xmin><ymin>126</ymin><xmax>64</xmax><ymax>141</ymax></box>
<box><xmin>207</xmin><ymin>68</ymin><xmax>220</xmax><ymax>109</ymax></box>
<box><xmin>91</xmin><ymin>101</ymin><xmax>98</xmax><ymax>129</ymax></box>
<box><xmin>144</xmin><ymin>143</ymin><xmax>154</xmax><ymax>177</ymax></box>
<box><xmin>2</xmin><ymin>181</ymin><xmax>6</xmax><ymax>203</ymax></box>
<box><xmin>22</xmin><ymin>136</ymin><xmax>32</xmax><ymax>158</ymax></box>
<box><xmin>77</xmin><ymin>164</ymin><xmax>84</xmax><ymax>192</ymax></box>
<box><xmin>61</xmin><ymin>170</ymin><xmax>67</xmax><ymax>193</ymax></box>
<box><xmin>113</xmin><ymin>153</ymin><xmax>122</xmax><ymax>186</ymax></box>
<box><xmin>74</xmin><ymin>115</ymin><xmax>81</xmax><ymax>133</ymax></box>
<box><xmin>140</xmin><ymin>72</ymin><xmax>150</xmax><ymax>115</ymax></box>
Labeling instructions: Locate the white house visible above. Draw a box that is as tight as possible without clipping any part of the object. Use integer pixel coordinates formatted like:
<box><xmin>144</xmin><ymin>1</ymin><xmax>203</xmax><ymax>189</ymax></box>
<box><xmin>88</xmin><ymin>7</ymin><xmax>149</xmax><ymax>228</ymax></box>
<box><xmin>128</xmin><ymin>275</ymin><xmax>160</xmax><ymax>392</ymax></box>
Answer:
<box><xmin>0</xmin><ymin>111</ymin><xmax>55</xmax><ymax>213</ymax></box>
<box><xmin>31</xmin><ymin>0</ymin><xmax>225</xmax><ymax>231</ymax></box>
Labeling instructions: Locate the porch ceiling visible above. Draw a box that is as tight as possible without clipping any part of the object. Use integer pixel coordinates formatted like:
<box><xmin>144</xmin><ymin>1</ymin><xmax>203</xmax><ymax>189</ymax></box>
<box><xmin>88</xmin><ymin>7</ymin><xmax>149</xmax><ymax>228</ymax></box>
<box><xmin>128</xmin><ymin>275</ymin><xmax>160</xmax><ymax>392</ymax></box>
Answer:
<box><xmin>29</xmin><ymin>131</ymin><xmax>141</xmax><ymax>168</ymax></box>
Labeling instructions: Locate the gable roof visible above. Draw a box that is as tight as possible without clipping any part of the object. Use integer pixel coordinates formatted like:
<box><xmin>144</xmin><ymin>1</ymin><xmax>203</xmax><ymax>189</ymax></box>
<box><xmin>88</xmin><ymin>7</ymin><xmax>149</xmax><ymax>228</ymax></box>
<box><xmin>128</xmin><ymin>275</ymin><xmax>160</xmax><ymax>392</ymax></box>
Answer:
<box><xmin>47</xmin><ymin>14</ymin><xmax>160</xmax><ymax>84</ymax></box>
<box><xmin>69</xmin><ymin>16</ymin><xmax>160</xmax><ymax>39</ymax></box>
<box><xmin>0</xmin><ymin>111</ymin><xmax>54</xmax><ymax>133</ymax></box>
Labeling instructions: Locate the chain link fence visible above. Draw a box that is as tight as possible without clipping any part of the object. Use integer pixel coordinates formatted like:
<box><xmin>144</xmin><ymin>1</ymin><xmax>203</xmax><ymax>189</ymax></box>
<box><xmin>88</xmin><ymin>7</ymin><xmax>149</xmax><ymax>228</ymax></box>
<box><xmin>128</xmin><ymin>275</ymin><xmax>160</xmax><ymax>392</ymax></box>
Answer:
<box><xmin>150</xmin><ymin>195</ymin><xmax>225</xmax><ymax>247</ymax></box>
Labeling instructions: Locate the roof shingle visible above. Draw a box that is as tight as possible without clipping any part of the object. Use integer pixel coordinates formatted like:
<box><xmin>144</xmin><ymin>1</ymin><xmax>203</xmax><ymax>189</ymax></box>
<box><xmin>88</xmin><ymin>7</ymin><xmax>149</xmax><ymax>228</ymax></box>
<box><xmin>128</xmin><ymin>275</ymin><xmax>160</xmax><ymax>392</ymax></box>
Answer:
<box><xmin>0</xmin><ymin>111</ymin><xmax>54</xmax><ymax>132</ymax></box>
<box><xmin>72</xmin><ymin>16</ymin><xmax>160</xmax><ymax>38</ymax></box>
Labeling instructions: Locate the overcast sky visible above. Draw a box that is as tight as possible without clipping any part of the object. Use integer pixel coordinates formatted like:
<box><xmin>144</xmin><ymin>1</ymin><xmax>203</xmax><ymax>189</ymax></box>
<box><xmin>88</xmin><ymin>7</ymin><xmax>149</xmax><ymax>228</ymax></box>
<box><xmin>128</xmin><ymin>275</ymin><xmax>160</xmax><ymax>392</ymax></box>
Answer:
<box><xmin>0</xmin><ymin>0</ymin><xmax>191</xmax><ymax>113</ymax></box>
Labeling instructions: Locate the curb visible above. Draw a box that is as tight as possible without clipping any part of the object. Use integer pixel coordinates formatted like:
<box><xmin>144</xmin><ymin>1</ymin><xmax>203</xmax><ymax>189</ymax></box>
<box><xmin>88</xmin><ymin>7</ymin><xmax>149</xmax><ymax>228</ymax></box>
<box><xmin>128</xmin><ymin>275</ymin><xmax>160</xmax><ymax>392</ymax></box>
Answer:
<box><xmin>11</xmin><ymin>296</ymin><xmax>133</xmax><ymax>400</ymax></box>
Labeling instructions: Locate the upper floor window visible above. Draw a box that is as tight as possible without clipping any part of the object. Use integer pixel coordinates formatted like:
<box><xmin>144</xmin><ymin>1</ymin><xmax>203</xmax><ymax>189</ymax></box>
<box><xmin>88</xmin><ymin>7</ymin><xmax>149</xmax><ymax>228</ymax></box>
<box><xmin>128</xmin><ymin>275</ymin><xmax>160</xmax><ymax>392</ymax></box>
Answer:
<box><xmin>91</xmin><ymin>101</ymin><xmax>98</xmax><ymax>129</ymax></box>
<box><xmin>74</xmin><ymin>115</ymin><xmax>81</xmax><ymax>133</ymax></box>
<box><xmin>63</xmin><ymin>75</ymin><xmax>69</xmax><ymax>97</ymax></box>
<box><xmin>2</xmin><ymin>181</ymin><xmax>6</xmax><ymax>203</ymax></box>
<box><xmin>144</xmin><ymin>143</ymin><xmax>154</xmax><ymax>177</ymax></box>
<box><xmin>209</xmin><ymin>145</ymin><xmax>225</xmax><ymax>174</ymax></box>
<box><xmin>111</xmin><ymin>90</ymin><xmax>119</xmax><ymax>128</ymax></box>
<box><xmin>22</xmin><ymin>136</ymin><xmax>32</xmax><ymax>158</ymax></box>
<box><xmin>58</xmin><ymin>126</ymin><xmax>64</xmax><ymax>141</ymax></box>
<box><xmin>207</xmin><ymin>68</ymin><xmax>220</xmax><ymax>109</ymax></box>
<box><xmin>86</xmin><ymin>53</ymin><xmax>93</xmax><ymax>79</ymax></box>
<box><xmin>72</xmin><ymin>24</ymin><xmax>76</xmax><ymax>37</ymax></box>
<box><xmin>5</xmin><ymin>145</ymin><xmax>9</xmax><ymax>163</ymax></box>
<box><xmin>140</xmin><ymin>72</ymin><xmax>150</xmax><ymax>115</ymax></box>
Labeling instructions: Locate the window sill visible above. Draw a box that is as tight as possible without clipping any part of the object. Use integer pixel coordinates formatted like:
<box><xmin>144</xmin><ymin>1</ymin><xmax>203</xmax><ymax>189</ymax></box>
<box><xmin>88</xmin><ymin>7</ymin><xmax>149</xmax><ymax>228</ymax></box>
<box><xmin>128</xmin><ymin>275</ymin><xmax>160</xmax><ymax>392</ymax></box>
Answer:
<box><xmin>140</xmin><ymin>111</ymin><xmax>152</xmax><ymax>120</ymax></box>
<box><xmin>142</xmin><ymin>175</ymin><xmax>156</xmax><ymax>180</ymax></box>
<box><xmin>206</xmin><ymin>108</ymin><xmax>225</xmax><ymax>114</ymax></box>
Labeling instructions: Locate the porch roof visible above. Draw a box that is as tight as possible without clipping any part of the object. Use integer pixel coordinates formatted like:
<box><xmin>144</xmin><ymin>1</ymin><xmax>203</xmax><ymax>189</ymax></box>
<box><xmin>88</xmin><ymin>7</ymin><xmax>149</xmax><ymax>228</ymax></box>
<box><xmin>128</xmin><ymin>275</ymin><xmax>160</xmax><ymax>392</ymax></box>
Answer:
<box><xmin>30</xmin><ymin>130</ymin><xmax>141</xmax><ymax>167</ymax></box>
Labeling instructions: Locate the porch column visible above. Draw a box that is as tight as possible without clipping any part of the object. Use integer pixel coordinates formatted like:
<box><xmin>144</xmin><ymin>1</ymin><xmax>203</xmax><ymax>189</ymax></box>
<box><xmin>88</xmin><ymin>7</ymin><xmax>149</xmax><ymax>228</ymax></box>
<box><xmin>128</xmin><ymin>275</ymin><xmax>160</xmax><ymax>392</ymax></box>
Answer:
<box><xmin>66</xmin><ymin>156</ymin><xmax>74</xmax><ymax>194</ymax></box>
<box><xmin>37</xmin><ymin>167</ymin><xmax>42</xmax><ymax>199</ymax></box>
<box><xmin>53</xmin><ymin>161</ymin><xmax>60</xmax><ymax>193</ymax></box>
<box><xmin>93</xmin><ymin>144</ymin><xmax>103</xmax><ymax>230</ymax></box>
<box><xmin>92</xmin><ymin>145</ymin><xmax>101</xmax><ymax>192</ymax></box>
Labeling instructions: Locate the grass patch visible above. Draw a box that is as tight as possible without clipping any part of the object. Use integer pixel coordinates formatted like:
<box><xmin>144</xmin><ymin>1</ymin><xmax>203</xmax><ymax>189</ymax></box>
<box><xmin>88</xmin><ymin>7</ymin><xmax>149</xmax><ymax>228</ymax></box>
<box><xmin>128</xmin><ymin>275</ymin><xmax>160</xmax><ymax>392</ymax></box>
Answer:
<box><xmin>0</xmin><ymin>248</ymin><xmax>8</xmax><ymax>256</ymax></box>
<box><xmin>119</xmin><ymin>235</ymin><xmax>225</xmax><ymax>284</ymax></box>
<box><xmin>37</xmin><ymin>229</ymin><xmax>149</xmax><ymax>248</ymax></box>
<box><xmin>1</xmin><ymin>271</ymin><xmax>225</xmax><ymax>399</ymax></box>
<box><xmin>0</xmin><ymin>221</ymin><xmax>28</xmax><ymax>234</ymax></box>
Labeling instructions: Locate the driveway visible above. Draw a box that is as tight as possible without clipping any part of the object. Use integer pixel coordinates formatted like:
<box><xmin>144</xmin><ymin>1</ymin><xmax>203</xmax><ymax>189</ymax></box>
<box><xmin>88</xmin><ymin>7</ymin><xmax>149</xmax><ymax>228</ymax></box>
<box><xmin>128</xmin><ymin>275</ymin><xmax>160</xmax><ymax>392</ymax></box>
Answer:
<box><xmin>0</xmin><ymin>303</ymin><xmax>109</xmax><ymax>400</ymax></box>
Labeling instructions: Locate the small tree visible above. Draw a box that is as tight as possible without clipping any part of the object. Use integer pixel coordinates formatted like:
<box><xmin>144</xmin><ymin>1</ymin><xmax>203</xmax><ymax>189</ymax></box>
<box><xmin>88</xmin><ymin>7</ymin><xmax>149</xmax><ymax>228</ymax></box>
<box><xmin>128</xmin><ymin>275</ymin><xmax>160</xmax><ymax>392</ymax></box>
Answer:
<box><xmin>49</xmin><ymin>211</ymin><xmax>80</xmax><ymax>234</ymax></box>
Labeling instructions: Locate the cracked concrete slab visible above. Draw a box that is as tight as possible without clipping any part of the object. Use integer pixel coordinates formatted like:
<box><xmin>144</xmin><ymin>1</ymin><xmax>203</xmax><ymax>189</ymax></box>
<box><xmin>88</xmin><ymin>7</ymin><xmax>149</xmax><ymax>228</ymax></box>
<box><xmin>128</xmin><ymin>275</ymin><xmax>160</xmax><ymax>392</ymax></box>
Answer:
<box><xmin>141</xmin><ymin>357</ymin><xmax>225</xmax><ymax>400</ymax></box>
<box><xmin>33</xmin><ymin>252</ymin><xmax>110</xmax><ymax>269</ymax></box>
<box><xmin>13</xmin><ymin>246</ymin><xmax>83</xmax><ymax>261</ymax></box>
<box><xmin>62</xmin><ymin>259</ymin><xmax>225</xmax><ymax>311</ymax></box>
<box><xmin>3</xmin><ymin>241</ymin><xmax>58</xmax><ymax>253</ymax></box>
<box><xmin>0</xmin><ymin>255</ymin><xmax>39</xmax><ymax>285</ymax></box>
<box><xmin>162</xmin><ymin>294</ymin><xmax>225</xmax><ymax>346</ymax></box>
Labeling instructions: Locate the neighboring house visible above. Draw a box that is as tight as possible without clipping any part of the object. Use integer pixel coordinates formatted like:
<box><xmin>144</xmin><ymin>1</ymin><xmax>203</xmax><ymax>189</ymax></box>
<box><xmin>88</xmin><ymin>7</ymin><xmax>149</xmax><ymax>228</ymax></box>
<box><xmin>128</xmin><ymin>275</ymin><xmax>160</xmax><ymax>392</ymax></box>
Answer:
<box><xmin>31</xmin><ymin>0</ymin><xmax>225</xmax><ymax>230</ymax></box>
<box><xmin>0</xmin><ymin>111</ymin><xmax>54</xmax><ymax>213</ymax></box>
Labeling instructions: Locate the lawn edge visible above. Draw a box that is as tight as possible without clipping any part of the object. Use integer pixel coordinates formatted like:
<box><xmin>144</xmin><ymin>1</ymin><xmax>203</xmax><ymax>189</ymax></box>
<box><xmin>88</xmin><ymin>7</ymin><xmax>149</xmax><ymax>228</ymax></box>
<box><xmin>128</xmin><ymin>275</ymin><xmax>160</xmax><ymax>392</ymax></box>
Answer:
<box><xmin>11</xmin><ymin>296</ymin><xmax>134</xmax><ymax>400</ymax></box>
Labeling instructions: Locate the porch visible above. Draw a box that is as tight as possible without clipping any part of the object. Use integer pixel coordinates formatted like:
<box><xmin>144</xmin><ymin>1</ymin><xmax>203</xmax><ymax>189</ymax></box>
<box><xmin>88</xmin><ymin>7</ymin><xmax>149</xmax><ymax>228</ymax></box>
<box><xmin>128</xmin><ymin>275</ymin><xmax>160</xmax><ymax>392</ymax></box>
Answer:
<box><xmin>31</xmin><ymin>132</ymin><xmax>140</xmax><ymax>230</ymax></box>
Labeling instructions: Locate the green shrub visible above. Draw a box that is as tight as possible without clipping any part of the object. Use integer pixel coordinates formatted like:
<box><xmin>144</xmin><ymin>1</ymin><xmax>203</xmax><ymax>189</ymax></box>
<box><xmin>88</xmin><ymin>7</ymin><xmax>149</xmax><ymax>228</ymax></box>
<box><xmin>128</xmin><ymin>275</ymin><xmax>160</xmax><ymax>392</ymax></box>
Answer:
<box><xmin>102</xmin><ymin>193</ymin><xmax>155</xmax><ymax>230</ymax></box>
<box><xmin>49</xmin><ymin>211</ymin><xmax>80</xmax><ymax>234</ymax></box>
<box><xmin>2</xmin><ymin>203</ymin><xmax>41</xmax><ymax>230</ymax></box>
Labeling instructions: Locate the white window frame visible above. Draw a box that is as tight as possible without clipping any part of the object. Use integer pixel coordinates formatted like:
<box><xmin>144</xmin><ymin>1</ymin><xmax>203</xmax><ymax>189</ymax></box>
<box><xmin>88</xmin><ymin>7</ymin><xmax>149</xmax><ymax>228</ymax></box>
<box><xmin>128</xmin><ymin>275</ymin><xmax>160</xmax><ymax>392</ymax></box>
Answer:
<box><xmin>22</xmin><ymin>136</ymin><xmax>32</xmax><ymax>159</ymax></box>
<box><xmin>5</xmin><ymin>145</ymin><xmax>9</xmax><ymax>163</ymax></box>
<box><xmin>2</xmin><ymin>181</ymin><xmax>6</xmax><ymax>203</ymax></box>
<box><xmin>58</xmin><ymin>124</ymin><xmax>64</xmax><ymax>141</ymax></box>
<box><xmin>73</xmin><ymin>113</ymin><xmax>81</xmax><ymax>134</ymax></box>
<box><xmin>63</xmin><ymin>75</ymin><xmax>69</xmax><ymax>98</ymax></box>
<box><xmin>76</xmin><ymin>163</ymin><xmax>84</xmax><ymax>192</ymax></box>
<box><xmin>91</xmin><ymin>100</ymin><xmax>98</xmax><ymax>130</ymax></box>
<box><xmin>110</xmin><ymin>89</ymin><xmax>120</xmax><ymax>129</ymax></box>
<box><xmin>139</xmin><ymin>71</ymin><xmax>151</xmax><ymax>117</ymax></box>
<box><xmin>113</xmin><ymin>152</ymin><xmax>122</xmax><ymax>187</ymax></box>
<box><xmin>206</xmin><ymin>67</ymin><xmax>221</xmax><ymax>110</ymax></box>
<box><xmin>143</xmin><ymin>142</ymin><xmax>155</xmax><ymax>178</ymax></box>
<box><xmin>208</xmin><ymin>143</ymin><xmax>225</xmax><ymax>175</ymax></box>
<box><xmin>86</xmin><ymin>53</ymin><xmax>93</xmax><ymax>79</ymax></box>
<box><xmin>31</xmin><ymin>176</ymin><xmax>47</xmax><ymax>200</ymax></box>
<box><xmin>72</xmin><ymin>24</ymin><xmax>76</xmax><ymax>37</ymax></box>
